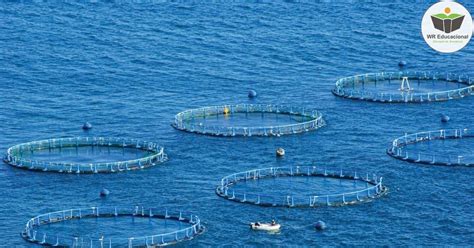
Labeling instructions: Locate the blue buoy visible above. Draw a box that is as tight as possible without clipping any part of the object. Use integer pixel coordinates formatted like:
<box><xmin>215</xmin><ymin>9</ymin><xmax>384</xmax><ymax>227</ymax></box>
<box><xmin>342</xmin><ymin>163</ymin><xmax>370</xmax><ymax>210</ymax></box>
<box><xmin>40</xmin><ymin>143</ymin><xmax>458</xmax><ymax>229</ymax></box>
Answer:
<box><xmin>100</xmin><ymin>188</ymin><xmax>110</xmax><ymax>197</ymax></box>
<box><xmin>82</xmin><ymin>122</ymin><xmax>92</xmax><ymax>130</ymax></box>
<box><xmin>315</xmin><ymin>220</ymin><xmax>326</xmax><ymax>231</ymax></box>
<box><xmin>441</xmin><ymin>114</ymin><xmax>450</xmax><ymax>123</ymax></box>
<box><xmin>398</xmin><ymin>60</ymin><xmax>407</xmax><ymax>67</ymax></box>
<box><xmin>248</xmin><ymin>90</ymin><xmax>257</xmax><ymax>98</ymax></box>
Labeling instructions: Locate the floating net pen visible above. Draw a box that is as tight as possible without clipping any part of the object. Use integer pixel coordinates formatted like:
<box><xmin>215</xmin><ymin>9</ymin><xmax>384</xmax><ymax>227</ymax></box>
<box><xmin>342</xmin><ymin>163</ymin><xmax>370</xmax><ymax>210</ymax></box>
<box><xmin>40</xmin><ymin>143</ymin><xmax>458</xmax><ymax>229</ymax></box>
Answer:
<box><xmin>387</xmin><ymin>128</ymin><xmax>473</xmax><ymax>166</ymax></box>
<box><xmin>22</xmin><ymin>206</ymin><xmax>205</xmax><ymax>247</ymax></box>
<box><xmin>172</xmin><ymin>104</ymin><xmax>325</xmax><ymax>137</ymax></box>
<box><xmin>332</xmin><ymin>71</ymin><xmax>473</xmax><ymax>103</ymax></box>
<box><xmin>216</xmin><ymin>166</ymin><xmax>387</xmax><ymax>208</ymax></box>
<box><xmin>3</xmin><ymin>137</ymin><xmax>168</xmax><ymax>173</ymax></box>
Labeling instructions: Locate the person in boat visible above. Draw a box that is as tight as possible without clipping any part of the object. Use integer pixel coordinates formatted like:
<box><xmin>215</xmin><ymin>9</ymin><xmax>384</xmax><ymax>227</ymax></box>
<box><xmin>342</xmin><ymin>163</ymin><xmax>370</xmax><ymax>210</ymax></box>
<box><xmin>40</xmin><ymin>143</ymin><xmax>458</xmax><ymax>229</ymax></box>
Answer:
<box><xmin>271</xmin><ymin>220</ymin><xmax>277</xmax><ymax>226</ymax></box>
<box><xmin>255</xmin><ymin>222</ymin><xmax>261</xmax><ymax>226</ymax></box>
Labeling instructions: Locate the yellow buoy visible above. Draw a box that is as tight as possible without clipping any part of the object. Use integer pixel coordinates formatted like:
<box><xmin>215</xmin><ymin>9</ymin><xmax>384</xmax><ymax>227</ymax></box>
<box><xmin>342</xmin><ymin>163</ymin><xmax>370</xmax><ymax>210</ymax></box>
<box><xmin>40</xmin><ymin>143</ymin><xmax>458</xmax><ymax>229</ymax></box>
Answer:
<box><xmin>223</xmin><ymin>107</ymin><xmax>230</xmax><ymax>115</ymax></box>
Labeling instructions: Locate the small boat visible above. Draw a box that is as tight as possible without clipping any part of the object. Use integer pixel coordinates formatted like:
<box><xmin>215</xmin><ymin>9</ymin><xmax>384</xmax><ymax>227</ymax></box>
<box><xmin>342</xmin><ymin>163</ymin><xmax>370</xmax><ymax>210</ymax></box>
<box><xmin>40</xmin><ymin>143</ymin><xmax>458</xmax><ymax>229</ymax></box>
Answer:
<box><xmin>249</xmin><ymin>222</ymin><xmax>281</xmax><ymax>231</ymax></box>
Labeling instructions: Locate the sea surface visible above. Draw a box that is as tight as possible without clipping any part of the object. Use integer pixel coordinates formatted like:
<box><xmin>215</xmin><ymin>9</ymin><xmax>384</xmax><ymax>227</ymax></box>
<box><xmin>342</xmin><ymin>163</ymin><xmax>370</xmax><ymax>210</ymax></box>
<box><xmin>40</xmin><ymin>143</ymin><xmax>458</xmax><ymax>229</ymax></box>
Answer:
<box><xmin>0</xmin><ymin>1</ymin><xmax>473</xmax><ymax>247</ymax></box>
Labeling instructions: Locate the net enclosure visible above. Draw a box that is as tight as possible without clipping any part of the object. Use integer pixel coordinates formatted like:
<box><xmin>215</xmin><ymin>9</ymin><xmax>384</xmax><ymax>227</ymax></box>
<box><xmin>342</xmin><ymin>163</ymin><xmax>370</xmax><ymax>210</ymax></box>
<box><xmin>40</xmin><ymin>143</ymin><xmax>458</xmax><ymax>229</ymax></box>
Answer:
<box><xmin>387</xmin><ymin>128</ymin><xmax>473</xmax><ymax>166</ymax></box>
<box><xmin>332</xmin><ymin>71</ymin><xmax>473</xmax><ymax>103</ymax></box>
<box><xmin>3</xmin><ymin>137</ymin><xmax>168</xmax><ymax>173</ymax></box>
<box><xmin>172</xmin><ymin>104</ymin><xmax>325</xmax><ymax>137</ymax></box>
<box><xmin>216</xmin><ymin>166</ymin><xmax>387</xmax><ymax>208</ymax></box>
<box><xmin>22</xmin><ymin>206</ymin><xmax>205</xmax><ymax>247</ymax></box>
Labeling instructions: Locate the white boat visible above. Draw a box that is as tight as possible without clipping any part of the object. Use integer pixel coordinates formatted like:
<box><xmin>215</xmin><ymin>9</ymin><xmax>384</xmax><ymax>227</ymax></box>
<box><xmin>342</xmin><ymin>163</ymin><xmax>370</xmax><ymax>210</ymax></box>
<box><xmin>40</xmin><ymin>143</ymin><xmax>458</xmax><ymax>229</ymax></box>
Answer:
<box><xmin>250</xmin><ymin>222</ymin><xmax>281</xmax><ymax>231</ymax></box>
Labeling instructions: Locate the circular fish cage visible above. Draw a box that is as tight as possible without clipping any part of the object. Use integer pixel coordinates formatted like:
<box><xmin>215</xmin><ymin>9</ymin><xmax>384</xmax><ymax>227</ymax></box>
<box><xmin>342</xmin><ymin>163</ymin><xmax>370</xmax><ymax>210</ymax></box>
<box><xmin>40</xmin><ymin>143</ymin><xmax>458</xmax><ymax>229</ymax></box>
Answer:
<box><xmin>21</xmin><ymin>206</ymin><xmax>205</xmax><ymax>247</ymax></box>
<box><xmin>332</xmin><ymin>72</ymin><xmax>473</xmax><ymax>103</ymax></box>
<box><xmin>387</xmin><ymin>128</ymin><xmax>473</xmax><ymax>167</ymax></box>
<box><xmin>216</xmin><ymin>166</ymin><xmax>387</xmax><ymax>208</ymax></box>
<box><xmin>3</xmin><ymin>137</ymin><xmax>168</xmax><ymax>174</ymax></box>
<box><xmin>172</xmin><ymin>104</ymin><xmax>325</xmax><ymax>137</ymax></box>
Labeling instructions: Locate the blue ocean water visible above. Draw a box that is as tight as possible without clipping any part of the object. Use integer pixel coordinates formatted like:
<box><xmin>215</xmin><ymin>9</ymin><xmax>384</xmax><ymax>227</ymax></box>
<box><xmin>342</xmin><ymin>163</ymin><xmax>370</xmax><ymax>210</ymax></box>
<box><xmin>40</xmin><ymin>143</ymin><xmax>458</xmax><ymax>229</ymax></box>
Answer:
<box><xmin>0</xmin><ymin>1</ymin><xmax>473</xmax><ymax>246</ymax></box>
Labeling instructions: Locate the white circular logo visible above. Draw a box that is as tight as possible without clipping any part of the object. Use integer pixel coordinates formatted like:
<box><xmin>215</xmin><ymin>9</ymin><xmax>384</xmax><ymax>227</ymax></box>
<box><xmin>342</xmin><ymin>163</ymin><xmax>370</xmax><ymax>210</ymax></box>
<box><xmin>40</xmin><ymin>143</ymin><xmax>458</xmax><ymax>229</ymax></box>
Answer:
<box><xmin>421</xmin><ymin>2</ymin><xmax>473</xmax><ymax>53</ymax></box>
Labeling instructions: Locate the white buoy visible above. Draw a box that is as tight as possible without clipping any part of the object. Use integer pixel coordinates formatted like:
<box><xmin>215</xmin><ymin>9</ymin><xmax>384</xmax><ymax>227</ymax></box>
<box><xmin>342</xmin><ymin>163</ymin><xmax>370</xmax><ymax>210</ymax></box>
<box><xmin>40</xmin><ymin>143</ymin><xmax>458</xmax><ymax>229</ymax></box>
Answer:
<box><xmin>276</xmin><ymin>148</ymin><xmax>285</xmax><ymax>157</ymax></box>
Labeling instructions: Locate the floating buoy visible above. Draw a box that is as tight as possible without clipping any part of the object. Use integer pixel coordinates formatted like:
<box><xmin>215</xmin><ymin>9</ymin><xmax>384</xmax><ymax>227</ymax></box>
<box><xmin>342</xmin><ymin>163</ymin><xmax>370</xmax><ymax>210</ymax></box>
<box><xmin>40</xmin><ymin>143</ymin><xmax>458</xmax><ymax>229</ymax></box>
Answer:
<box><xmin>398</xmin><ymin>60</ymin><xmax>407</xmax><ymax>67</ymax></box>
<box><xmin>315</xmin><ymin>220</ymin><xmax>326</xmax><ymax>231</ymax></box>
<box><xmin>100</xmin><ymin>188</ymin><xmax>110</xmax><ymax>197</ymax></box>
<box><xmin>248</xmin><ymin>90</ymin><xmax>257</xmax><ymax>98</ymax></box>
<box><xmin>82</xmin><ymin>122</ymin><xmax>93</xmax><ymax>130</ymax></box>
<box><xmin>441</xmin><ymin>114</ymin><xmax>450</xmax><ymax>123</ymax></box>
<box><xmin>276</xmin><ymin>148</ymin><xmax>285</xmax><ymax>157</ymax></box>
<box><xmin>223</xmin><ymin>107</ymin><xmax>230</xmax><ymax>115</ymax></box>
